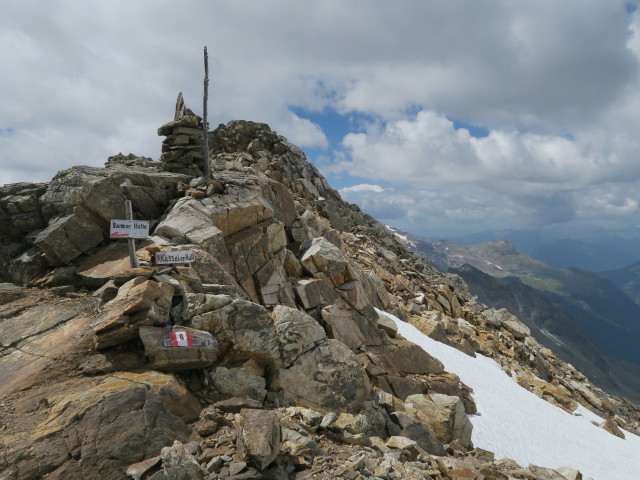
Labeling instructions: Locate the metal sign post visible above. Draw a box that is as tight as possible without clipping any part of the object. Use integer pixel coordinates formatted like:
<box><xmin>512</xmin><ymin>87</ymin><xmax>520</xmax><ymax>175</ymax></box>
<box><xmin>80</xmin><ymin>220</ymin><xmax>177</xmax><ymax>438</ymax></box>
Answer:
<box><xmin>109</xmin><ymin>202</ymin><xmax>150</xmax><ymax>268</ymax></box>
<box><xmin>125</xmin><ymin>200</ymin><xmax>138</xmax><ymax>268</ymax></box>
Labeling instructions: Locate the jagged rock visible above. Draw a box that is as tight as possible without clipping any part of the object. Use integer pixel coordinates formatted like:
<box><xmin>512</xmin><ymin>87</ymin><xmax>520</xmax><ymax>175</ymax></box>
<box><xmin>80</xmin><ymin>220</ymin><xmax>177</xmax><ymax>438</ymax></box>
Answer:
<box><xmin>556</xmin><ymin>466</ymin><xmax>583</xmax><ymax>480</ymax></box>
<box><xmin>91</xmin><ymin>277</ymin><xmax>174</xmax><ymax>349</ymax></box>
<box><xmin>139</xmin><ymin>326</ymin><xmax>218</xmax><ymax>371</ymax></box>
<box><xmin>17</xmin><ymin>372</ymin><xmax>199</xmax><ymax>480</ymax></box>
<box><xmin>6</xmin><ymin>111</ymin><xmax>640</xmax><ymax>480</ymax></box>
<box><xmin>386</xmin><ymin>375</ymin><xmax>426</xmax><ymax>400</ymax></box>
<box><xmin>186</xmin><ymin>295</ymin><xmax>281</xmax><ymax>366</ymax></box>
<box><xmin>271</xmin><ymin>305</ymin><xmax>326</xmax><ymax>367</ymax></box>
<box><xmin>410</xmin><ymin>311</ymin><xmax>452</xmax><ymax>342</ymax></box>
<box><xmin>294</xmin><ymin>278</ymin><xmax>339</xmax><ymax>310</ymax></box>
<box><xmin>41</xmin><ymin>162</ymin><xmax>186</xmax><ymax>233</ymax></box>
<box><xmin>35</xmin><ymin>205</ymin><xmax>105</xmax><ymax>266</ymax></box>
<box><xmin>76</xmin><ymin>241</ymin><xmax>154</xmax><ymax>288</ymax></box>
<box><xmin>209</xmin><ymin>366</ymin><xmax>267</xmax><ymax>402</ymax></box>
<box><xmin>126</xmin><ymin>456</ymin><xmax>162</xmax><ymax>480</ymax></box>
<box><xmin>208</xmin><ymin>191</ymin><xmax>275</xmax><ymax>238</ymax></box>
<box><xmin>0</xmin><ymin>182</ymin><xmax>48</xmax><ymax>282</ymax></box>
<box><xmin>148</xmin><ymin>440</ymin><xmax>205</xmax><ymax>480</ymax></box>
<box><xmin>276</xmin><ymin>339</ymin><xmax>373</xmax><ymax>412</ymax></box>
<box><xmin>281</xmin><ymin>427</ymin><xmax>326</xmax><ymax>457</ymax></box>
<box><xmin>391</xmin><ymin>410</ymin><xmax>446</xmax><ymax>455</ymax></box>
<box><xmin>0</xmin><ymin>283</ymin><xmax>26</xmax><ymax>304</ymax></box>
<box><xmin>405</xmin><ymin>393</ymin><xmax>473</xmax><ymax>449</ymax></box>
<box><xmin>299</xmin><ymin>237</ymin><xmax>358</xmax><ymax>287</ymax></box>
<box><xmin>515</xmin><ymin>376</ymin><xmax>577</xmax><ymax>412</ymax></box>
<box><xmin>238</xmin><ymin>409</ymin><xmax>281</xmax><ymax>470</ymax></box>
<box><xmin>385</xmin><ymin>436</ymin><xmax>420</xmax><ymax>455</ymax></box>
<box><xmin>154</xmin><ymin>196</ymin><xmax>230</xmax><ymax>264</ymax></box>
<box><xmin>376</xmin><ymin>311</ymin><xmax>399</xmax><ymax>337</ymax></box>
<box><xmin>599</xmin><ymin>417</ymin><xmax>625</xmax><ymax>438</ymax></box>
<box><xmin>503</xmin><ymin>317</ymin><xmax>531</xmax><ymax>340</ymax></box>
<box><xmin>332</xmin><ymin>412</ymin><xmax>370</xmax><ymax>435</ymax></box>
<box><xmin>527</xmin><ymin>464</ymin><xmax>572</xmax><ymax>480</ymax></box>
<box><xmin>214</xmin><ymin>397</ymin><xmax>263</xmax><ymax>413</ymax></box>
<box><xmin>321</xmin><ymin>304</ymin><xmax>367</xmax><ymax>350</ymax></box>
<box><xmin>8</xmin><ymin>247</ymin><xmax>50</xmax><ymax>285</ymax></box>
<box><xmin>480</xmin><ymin>307</ymin><xmax>531</xmax><ymax>339</ymax></box>
<box><xmin>370</xmin><ymin>338</ymin><xmax>445</xmax><ymax>375</ymax></box>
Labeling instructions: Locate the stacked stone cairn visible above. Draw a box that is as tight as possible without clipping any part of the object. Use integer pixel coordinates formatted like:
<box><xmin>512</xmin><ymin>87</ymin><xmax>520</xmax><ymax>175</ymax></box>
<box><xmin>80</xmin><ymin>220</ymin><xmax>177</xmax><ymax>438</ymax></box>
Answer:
<box><xmin>158</xmin><ymin>92</ymin><xmax>207</xmax><ymax>176</ymax></box>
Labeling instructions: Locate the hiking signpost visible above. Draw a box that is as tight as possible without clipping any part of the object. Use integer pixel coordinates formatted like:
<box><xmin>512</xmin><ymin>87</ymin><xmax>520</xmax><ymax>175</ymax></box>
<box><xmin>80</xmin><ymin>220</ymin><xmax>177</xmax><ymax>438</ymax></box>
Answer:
<box><xmin>154</xmin><ymin>250</ymin><xmax>197</xmax><ymax>264</ymax></box>
<box><xmin>110</xmin><ymin>200</ymin><xmax>149</xmax><ymax>268</ymax></box>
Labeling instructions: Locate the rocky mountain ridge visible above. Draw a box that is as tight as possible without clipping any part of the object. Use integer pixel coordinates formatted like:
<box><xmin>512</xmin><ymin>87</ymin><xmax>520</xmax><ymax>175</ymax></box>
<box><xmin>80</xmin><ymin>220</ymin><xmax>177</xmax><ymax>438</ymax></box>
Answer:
<box><xmin>398</xmin><ymin>234</ymin><xmax>640</xmax><ymax>397</ymax></box>
<box><xmin>1</xmin><ymin>96</ymin><xmax>638</xmax><ymax>480</ymax></box>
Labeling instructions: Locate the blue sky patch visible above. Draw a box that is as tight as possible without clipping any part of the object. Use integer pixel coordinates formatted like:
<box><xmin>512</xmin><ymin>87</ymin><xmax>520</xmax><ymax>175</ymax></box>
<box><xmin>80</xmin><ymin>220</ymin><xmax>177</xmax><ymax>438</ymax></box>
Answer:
<box><xmin>0</xmin><ymin>128</ymin><xmax>15</xmax><ymax>136</ymax></box>
<box><xmin>451</xmin><ymin>119</ymin><xmax>489</xmax><ymax>138</ymax></box>
<box><xmin>290</xmin><ymin>106</ymin><xmax>373</xmax><ymax>148</ymax></box>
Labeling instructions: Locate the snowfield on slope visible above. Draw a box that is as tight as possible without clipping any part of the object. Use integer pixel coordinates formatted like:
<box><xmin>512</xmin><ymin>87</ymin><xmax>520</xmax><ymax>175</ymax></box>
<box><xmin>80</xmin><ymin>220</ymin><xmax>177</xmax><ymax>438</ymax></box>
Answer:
<box><xmin>377</xmin><ymin>309</ymin><xmax>640</xmax><ymax>480</ymax></box>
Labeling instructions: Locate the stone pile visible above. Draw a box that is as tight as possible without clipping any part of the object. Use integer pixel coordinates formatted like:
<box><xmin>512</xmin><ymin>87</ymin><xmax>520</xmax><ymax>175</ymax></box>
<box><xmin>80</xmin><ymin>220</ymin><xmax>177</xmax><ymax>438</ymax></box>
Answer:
<box><xmin>158</xmin><ymin>92</ymin><xmax>207</xmax><ymax>176</ymax></box>
<box><xmin>1</xmin><ymin>100</ymin><xmax>638</xmax><ymax>479</ymax></box>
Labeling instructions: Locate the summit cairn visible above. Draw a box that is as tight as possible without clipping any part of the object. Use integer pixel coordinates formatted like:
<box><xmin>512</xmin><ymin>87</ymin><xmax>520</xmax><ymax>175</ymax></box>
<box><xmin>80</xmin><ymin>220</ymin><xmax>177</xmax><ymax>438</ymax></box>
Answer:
<box><xmin>157</xmin><ymin>92</ymin><xmax>206</xmax><ymax>176</ymax></box>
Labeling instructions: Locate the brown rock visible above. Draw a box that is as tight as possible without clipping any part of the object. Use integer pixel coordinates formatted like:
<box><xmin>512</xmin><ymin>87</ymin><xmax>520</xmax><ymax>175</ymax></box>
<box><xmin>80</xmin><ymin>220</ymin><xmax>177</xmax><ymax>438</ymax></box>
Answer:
<box><xmin>405</xmin><ymin>393</ymin><xmax>473</xmax><ymax>449</ymax></box>
<box><xmin>209</xmin><ymin>366</ymin><xmax>267</xmax><ymax>402</ymax></box>
<box><xmin>91</xmin><ymin>278</ymin><xmax>174</xmax><ymax>349</ymax></box>
<box><xmin>35</xmin><ymin>205</ymin><xmax>105</xmax><ymax>266</ymax></box>
<box><xmin>139</xmin><ymin>325</ymin><xmax>218</xmax><ymax>371</ymax></box>
<box><xmin>188</xmin><ymin>296</ymin><xmax>281</xmax><ymax>366</ymax></box>
<box><xmin>239</xmin><ymin>409</ymin><xmax>281</xmax><ymax>470</ymax></box>
<box><xmin>0</xmin><ymin>283</ymin><xmax>26</xmax><ymax>304</ymax></box>
<box><xmin>599</xmin><ymin>417</ymin><xmax>625</xmax><ymax>438</ymax></box>
<box><xmin>277</xmin><ymin>339</ymin><xmax>372</xmax><ymax>412</ymax></box>
<box><xmin>299</xmin><ymin>237</ymin><xmax>358</xmax><ymax>287</ymax></box>
<box><xmin>271</xmin><ymin>305</ymin><xmax>326</xmax><ymax>367</ymax></box>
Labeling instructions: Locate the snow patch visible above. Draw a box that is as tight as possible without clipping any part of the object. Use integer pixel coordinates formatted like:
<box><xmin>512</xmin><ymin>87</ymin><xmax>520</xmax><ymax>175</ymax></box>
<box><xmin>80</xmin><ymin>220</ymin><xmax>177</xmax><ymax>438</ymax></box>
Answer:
<box><xmin>376</xmin><ymin>308</ymin><xmax>640</xmax><ymax>480</ymax></box>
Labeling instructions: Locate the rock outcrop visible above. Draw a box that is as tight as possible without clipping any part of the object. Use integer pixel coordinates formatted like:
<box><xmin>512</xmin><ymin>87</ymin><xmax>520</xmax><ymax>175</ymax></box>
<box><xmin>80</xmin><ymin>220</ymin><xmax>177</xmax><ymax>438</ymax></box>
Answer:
<box><xmin>0</xmin><ymin>95</ymin><xmax>638</xmax><ymax>480</ymax></box>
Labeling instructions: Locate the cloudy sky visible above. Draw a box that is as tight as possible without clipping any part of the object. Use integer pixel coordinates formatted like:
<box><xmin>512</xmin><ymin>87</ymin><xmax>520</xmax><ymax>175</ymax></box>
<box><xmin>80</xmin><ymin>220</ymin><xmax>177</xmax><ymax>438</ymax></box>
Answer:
<box><xmin>3</xmin><ymin>0</ymin><xmax>640</xmax><ymax>239</ymax></box>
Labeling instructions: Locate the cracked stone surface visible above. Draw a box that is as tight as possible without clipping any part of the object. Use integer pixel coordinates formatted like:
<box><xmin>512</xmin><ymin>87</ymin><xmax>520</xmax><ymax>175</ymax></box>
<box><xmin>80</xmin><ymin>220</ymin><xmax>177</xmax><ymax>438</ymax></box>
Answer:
<box><xmin>0</xmin><ymin>290</ymin><xmax>97</xmax><ymax>395</ymax></box>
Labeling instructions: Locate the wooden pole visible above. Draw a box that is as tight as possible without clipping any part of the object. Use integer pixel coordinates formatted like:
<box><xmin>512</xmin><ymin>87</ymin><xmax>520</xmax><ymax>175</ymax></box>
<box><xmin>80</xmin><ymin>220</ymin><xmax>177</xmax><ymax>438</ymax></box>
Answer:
<box><xmin>202</xmin><ymin>46</ymin><xmax>211</xmax><ymax>180</ymax></box>
<box><xmin>125</xmin><ymin>200</ymin><xmax>138</xmax><ymax>268</ymax></box>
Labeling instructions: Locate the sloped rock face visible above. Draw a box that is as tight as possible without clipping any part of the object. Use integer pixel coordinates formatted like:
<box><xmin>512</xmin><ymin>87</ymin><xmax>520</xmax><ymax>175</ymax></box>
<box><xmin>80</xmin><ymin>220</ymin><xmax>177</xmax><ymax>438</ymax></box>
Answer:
<box><xmin>91</xmin><ymin>277</ymin><xmax>175</xmax><ymax>349</ymax></box>
<box><xmin>2</xmin><ymin>102</ymin><xmax>639</xmax><ymax>480</ymax></box>
<box><xmin>1</xmin><ymin>155</ymin><xmax>188</xmax><ymax>283</ymax></box>
<box><xmin>0</xmin><ymin>182</ymin><xmax>48</xmax><ymax>283</ymax></box>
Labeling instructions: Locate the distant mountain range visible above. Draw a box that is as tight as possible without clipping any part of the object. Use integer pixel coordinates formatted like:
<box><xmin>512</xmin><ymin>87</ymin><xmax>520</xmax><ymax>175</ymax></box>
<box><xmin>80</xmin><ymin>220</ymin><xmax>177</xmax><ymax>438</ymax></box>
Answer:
<box><xmin>602</xmin><ymin>260</ymin><xmax>640</xmax><ymax>306</ymax></box>
<box><xmin>391</xmin><ymin>229</ymin><xmax>640</xmax><ymax>401</ymax></box>
<box><xmin>436</xmin><ymin>228</ymin><xmax>640</xmax><ymax>272</ymax></box>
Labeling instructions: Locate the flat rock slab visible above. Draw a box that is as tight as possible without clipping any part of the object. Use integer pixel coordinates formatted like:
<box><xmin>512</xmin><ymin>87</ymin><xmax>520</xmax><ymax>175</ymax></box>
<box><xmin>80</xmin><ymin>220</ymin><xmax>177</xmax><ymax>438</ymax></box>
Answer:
<box><xmin>0</xmin><ymin>283</ymin><xmax>26</xmax><ymax>305</ymax></box>
<box><xmin>139</xmin><ymin>326</ymin><xmax>218</xmax><ymax>371</ymax></box>
<box><xmin>14</xmin><ymin>371</ymin><xmax>199</xmax><ymax>480</ymax></box>
<box><xmin>0</xmin><ymin>304</ymin><xmax>77</xmax><ymax>348</ymax></box>
<box><xmin>35</xmin><ymin>371</ymin><xmax>201</xmax><ymax>441</ymax></box>
<box><xmin>76</xmin><ymin>241</ymin><xmax>155</xmax><ymax>288</ymax></box>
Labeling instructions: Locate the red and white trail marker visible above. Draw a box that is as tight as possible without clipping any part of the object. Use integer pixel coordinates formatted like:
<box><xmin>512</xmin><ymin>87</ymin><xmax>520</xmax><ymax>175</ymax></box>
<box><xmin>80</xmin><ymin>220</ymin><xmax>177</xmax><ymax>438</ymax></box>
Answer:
<box><xmin>169</xmin><ymin>330</ymin><xmax>193</xmax><ymax>347</ymax></box>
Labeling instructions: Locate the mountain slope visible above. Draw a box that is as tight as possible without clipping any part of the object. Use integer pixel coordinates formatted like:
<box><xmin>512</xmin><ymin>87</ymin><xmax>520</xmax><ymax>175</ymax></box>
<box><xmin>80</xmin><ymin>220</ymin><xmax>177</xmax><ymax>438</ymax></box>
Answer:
<box><xmin>413</xmin><ymin>238</ymin><xmax>640</xmax><ymax>365</ymax></box>
<box><xmin>449</xmin><ymin>263</ymin><xmax>640</xmax><ymax>401</ymax></box>
<box><xmin>603</xmin><ymin>259</ymin><xmax>640</xmax><ymax>306</ymax></box>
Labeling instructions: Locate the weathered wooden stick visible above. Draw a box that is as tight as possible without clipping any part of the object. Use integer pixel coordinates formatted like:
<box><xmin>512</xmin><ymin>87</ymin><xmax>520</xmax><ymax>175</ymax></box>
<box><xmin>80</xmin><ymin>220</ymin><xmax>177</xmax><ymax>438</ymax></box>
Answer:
<box><xmin>202</xmin><ymin>46</ymin><xmax>211</xmax><ymax>180</ymax></box>
<box><xmin>125</xmin><ymin>200</ymin><xmax>138</xmax><ymax>268</ymax></box>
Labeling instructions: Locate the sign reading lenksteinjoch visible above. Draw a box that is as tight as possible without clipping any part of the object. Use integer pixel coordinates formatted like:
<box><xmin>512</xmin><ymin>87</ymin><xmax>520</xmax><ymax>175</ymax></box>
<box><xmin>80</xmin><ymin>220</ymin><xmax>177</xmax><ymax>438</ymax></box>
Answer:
<box><xmin>154</xmin><ymin>250</ymin><xmax>197</xmax><ymax>264</ymax></box>
<box><xmin>110</xmin><ymin>220</ymin><xmax>150</xmax><ymax>239</ymax></box>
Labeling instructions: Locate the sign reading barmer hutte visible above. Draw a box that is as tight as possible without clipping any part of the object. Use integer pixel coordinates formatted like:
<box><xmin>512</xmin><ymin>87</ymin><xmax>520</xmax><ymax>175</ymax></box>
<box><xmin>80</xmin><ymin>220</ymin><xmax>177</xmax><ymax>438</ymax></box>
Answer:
<box><xmin>154</xmin><ymin>250</ymin><xmax>197</xmax><ymax>264</ymax></box>
<box><xmin>110</xmin><ymin>219</ymin><xmax>150</xmax><ymax>239</ymax></box>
